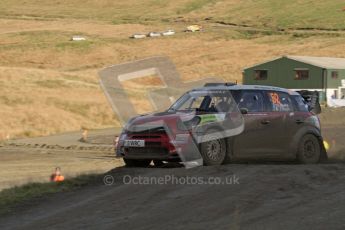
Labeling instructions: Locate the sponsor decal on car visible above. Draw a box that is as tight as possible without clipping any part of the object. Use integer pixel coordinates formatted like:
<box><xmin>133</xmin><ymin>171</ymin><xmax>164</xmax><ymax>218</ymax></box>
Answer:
<box><xmin>198</xmin><ymin>114</ymin><xmax>226</xmax><ymax>125</ymax></box>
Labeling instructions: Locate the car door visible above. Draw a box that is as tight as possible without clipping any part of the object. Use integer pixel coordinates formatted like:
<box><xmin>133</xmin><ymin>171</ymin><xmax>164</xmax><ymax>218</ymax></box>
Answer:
<box><xmin>233</xmin><ymin>90</ymin><xmax>283</xmax><ymax>158</ymax></box>
<box><xmin>284</xmin><ymin>94</ymin><xmax>311</xmax><ymax>156</ymax></box>
<box><xmin>262</xmin><ymin>91</ymin><xmax>295</xmax><ymax>157</ymax></box>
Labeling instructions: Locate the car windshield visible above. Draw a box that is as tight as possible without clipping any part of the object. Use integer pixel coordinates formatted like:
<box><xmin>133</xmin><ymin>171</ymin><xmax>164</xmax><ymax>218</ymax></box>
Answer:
<box><xmin>169</xmin><ymin>90</ymin><xmax>239</xmax><ymax>113</ymax></box>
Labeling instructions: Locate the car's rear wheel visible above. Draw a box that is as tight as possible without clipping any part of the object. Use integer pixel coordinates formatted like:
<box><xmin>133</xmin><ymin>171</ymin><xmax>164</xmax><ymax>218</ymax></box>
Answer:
<box><xmin>200</xmin><ymin>130</ymin><xmax>226</xmax><ymax>166</ymax></box>
<box><xmin>123</xmin><ymin>158</ymin><xmax>151</xmax><ymax>167</ymax></box>
<box><xmin>297</xmin><ymin>134</ymin><xmax>321</xmax><ymax>164</ymax></box>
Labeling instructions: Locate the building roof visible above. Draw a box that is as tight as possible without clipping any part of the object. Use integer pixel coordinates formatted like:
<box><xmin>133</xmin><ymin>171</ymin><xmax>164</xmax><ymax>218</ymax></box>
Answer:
<box><xmin>244</xmin><ymin>55</ymin><xmax>345</xmax><ymax>70</ymax></box>
<box><xmin>286</xmin><ymin>56</ymin><xmax>345</xmax><ymax>69</ymax></box>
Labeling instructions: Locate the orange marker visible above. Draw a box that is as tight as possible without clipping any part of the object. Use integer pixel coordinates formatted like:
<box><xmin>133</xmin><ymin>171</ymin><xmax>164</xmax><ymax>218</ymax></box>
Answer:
<box><xmin>50</xmin><ymin>167</ymin><xmax>65</xmax><ymax>182</ymax></box>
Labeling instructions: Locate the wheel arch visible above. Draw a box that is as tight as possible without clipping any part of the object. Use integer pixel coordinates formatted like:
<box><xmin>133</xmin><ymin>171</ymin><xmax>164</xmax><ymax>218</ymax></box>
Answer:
<box><xmin>194</xmin><ymin>123</ymin><xmax>226</xmax><ymax>144</ymax></box>
<box><xmin>196</xmin><ymin>125</ymin><xmax>229</xmax><ymax>165</ymax></box>
<box><xmin>290</xmin><ymin>126</ymin><xmax>327</xmax><ymax>161</ymax></box>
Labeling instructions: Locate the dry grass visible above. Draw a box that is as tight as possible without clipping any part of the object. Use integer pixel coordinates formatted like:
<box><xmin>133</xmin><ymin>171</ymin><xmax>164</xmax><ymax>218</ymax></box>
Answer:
<box><xmin>0</xmin><ymin>147</ymin><xmax>122</xmax><ymax>191</ymax></box>
<box><xmin>121</xmin><ymin>75</ymin><xmax>165</xmax><ymax>114</ymax></box>
<box><xmin>0</xmin><ymin>67</ymin><xmax>117</xmax><ymax>139</ymax></box>
<box><xmin>2</xmin><ymin>1</ymin><xmax>345</xmax><ymax>140</ymax></box>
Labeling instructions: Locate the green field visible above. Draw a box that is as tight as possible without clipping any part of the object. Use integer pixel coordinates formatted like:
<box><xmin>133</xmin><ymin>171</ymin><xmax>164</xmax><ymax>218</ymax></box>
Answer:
<box><xmin>211</xmin><ymin>0</ymin><xmax>345</xmax><ymax>30</ymax></box>
<box><xmin>1</xmin><ymin>0</ymin><xmax>345</xmax><ymax>29</ymax></box>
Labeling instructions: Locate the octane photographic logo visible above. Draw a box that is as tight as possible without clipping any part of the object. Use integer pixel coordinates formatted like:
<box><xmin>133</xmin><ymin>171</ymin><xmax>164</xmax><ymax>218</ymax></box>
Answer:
<box><xmin>103</xmin><ymin>174</ymin><xmax>240</xmax><ymax>186</ymax></box>
<box><xmin>99</xmin><ymin>56</ymin><xmax>244</xmax><ymax>168</ymax></box>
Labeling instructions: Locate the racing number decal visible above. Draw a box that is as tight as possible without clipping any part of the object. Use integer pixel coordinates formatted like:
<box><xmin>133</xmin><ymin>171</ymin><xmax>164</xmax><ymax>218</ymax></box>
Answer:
<box><xmin>269</xmin><ymin>92</ymin><xmax>281</xmax><ymax>105</ymax></box>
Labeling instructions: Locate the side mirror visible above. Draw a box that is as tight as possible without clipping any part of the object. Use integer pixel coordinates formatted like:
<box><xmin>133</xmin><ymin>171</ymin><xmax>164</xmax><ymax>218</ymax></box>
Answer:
<box><xmin>240</xmin><ymin>108</ymin><xmax>248</xmax><ymax>114</ymax></box>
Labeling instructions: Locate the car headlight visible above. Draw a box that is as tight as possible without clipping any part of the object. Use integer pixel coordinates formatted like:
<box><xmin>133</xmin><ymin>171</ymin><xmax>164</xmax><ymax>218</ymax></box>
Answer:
<box><xmin>119</xmin><ymin>132</ymin><xmax>127</xmax><ymax>141</ymax></box>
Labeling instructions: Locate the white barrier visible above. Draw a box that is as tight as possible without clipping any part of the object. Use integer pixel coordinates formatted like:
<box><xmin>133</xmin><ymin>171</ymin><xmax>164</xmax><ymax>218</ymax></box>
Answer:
<box><xmin>328</xmin><ymin>98</ymin><xmax>345</xmax><ymax>107</ymax></box>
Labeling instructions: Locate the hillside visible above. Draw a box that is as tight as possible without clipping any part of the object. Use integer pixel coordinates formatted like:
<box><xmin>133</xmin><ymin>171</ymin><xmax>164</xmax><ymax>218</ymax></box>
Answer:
<box><xmin>1</xmin><ymin>0</ymin><xmax>345</xmax><ymax>29</ymax></box>
<box><xmin>1</xmin><ymin>0</ymin><xmax>345</xmax><ymax>139</ymax></box>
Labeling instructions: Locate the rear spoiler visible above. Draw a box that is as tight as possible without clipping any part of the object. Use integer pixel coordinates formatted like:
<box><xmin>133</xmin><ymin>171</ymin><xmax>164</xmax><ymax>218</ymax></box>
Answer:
<box><xmin>295</xmin><ymin>90</ymin><xmax>321</xmax><ymax>114</ymax></box>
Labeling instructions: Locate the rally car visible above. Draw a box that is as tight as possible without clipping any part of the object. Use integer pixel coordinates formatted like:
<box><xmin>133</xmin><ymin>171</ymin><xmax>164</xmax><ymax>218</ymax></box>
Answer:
<box><xmin>116</xmin><ymin>83</ymin><xmax>327</xmax><ymax>167</ymax></box>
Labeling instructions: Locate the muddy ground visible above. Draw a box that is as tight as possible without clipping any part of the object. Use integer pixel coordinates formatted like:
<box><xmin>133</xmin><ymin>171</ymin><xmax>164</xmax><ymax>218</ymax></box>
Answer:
<box><xmin>0</xmin><ymin>164</ymin><xmax>345</xmax><ymax>230</ymax></box>
<box><xmin>0</xmin><ymin>125</ymin><xmax>344</xmax><ymax>229</ymax></box>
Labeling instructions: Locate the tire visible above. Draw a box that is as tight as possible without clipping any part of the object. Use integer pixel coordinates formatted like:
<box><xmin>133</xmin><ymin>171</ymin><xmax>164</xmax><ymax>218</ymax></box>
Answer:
<box><xmin>123</xmin><ymin>158</ymin><xmax>151</xmax><ymax>167</ymax></box>
<box><xmin>297</xmin><ymin>134</ymin><xmax>321</xmax><ymax>164</ymax></box>
<box><xmin>200</xmin><ymin>130</ymin><xmax>227</xmax><ymax>166</ymax></box>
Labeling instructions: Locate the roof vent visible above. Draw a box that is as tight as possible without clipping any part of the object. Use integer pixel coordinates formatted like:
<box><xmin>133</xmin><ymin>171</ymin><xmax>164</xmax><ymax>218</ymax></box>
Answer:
<box><xmin>204</xmin><ymin>82</ymin><xmax>237</xmax><ymax>87</ymax></box>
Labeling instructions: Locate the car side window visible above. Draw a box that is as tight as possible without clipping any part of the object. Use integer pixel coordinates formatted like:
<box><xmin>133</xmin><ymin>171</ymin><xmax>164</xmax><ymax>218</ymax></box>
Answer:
<box><xmin>266</xmin><ymin>91</ymin><xmax>293</xmax><ymax>112</ymax></box>
<box><xmin>292</xmin><ymin>95</ymin><xmax>309</xmax><ymax>112</ymax></box>
<box><xmin>191</xmin><ymin>96</ymin><xmax>204</xmax><ymax>109</ymax></box>
<box><xmin>238</xmin><ymin>90</ymin><xmax>265</xmax><ymax>112</ymax></box>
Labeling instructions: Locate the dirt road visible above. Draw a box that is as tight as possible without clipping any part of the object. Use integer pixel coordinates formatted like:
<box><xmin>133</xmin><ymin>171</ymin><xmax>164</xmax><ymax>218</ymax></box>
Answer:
<box><xmin>0</xmin><ymin>125</ymin><xmax>345</xmax><ymax>229</ymax></box>
<box><xmin>1</xmin><ymin>163</ymin><xmax>345</xmax><ymax>230</ymax></box>
<box><xmin>0</xmin><ymin>128</ymin><xmax>122</xmax><ymax>191</ymax></box>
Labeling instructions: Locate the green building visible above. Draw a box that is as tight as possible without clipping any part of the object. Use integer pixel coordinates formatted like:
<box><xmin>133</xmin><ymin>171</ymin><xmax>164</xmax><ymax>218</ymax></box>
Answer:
<box><xmin>242</xmin><ymin>56</ymin><xmax>345</xmax><ymax>105</ymax></box>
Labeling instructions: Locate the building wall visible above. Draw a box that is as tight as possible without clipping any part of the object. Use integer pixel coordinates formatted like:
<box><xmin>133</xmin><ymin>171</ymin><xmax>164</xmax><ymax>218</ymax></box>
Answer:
<box><xmin>326</xmin><ymin>69</ymin><xmax>345</xmax><ymax>88</ymax></box>
<box><xmin>243</xmin><ymin>57</ymin><xmax>324</xmax><ymax>89</ymax></box>
<box><xmin>326</xmin><ymin>69</ymin><xmax>345</xmax><ymax>99</ymax></box>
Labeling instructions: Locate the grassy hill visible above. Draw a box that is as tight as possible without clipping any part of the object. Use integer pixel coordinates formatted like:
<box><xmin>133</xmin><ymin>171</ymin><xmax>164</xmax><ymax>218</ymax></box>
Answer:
<box><xmin>1</xmin><ymin>0</ymin><xmax>345</xmax><ymax>139</ymax></box>
<box><xmin>1</xmin><ymin>0</ymin><xmax>345</xmax><ymax>29</ymax></box>
<box><xmin>198</xmin><ymin>0</ymin><xmax>345</xmax><ymax>30</ymax></box>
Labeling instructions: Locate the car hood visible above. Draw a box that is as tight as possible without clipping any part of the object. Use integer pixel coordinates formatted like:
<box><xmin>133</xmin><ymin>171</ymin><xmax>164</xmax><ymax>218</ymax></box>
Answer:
<box><xmin>124</xmin><ymin>111</ymin><xmax>196</xmax><ymax>132</ymax></box>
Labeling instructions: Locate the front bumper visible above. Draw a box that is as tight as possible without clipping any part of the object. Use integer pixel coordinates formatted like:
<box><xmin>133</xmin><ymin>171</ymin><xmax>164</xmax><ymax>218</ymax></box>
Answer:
<box><xmin>116</xmin><ymin>133</ymin><xmax>190</xmax><ymax>161</ymax></box>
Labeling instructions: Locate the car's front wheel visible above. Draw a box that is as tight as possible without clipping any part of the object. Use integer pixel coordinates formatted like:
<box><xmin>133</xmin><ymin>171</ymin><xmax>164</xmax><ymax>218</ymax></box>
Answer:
<box><xmin>123</xmin><ymin>159</ymin><xmax>151</xmax><ymax>167</ymax></box>
<box><xmin>200</xmin><ymin>130</ymin><xmax>226</xmax><ymax>166</ymax></box>
<box><xmin>297</xmin><ymin>134</ymin><xmax>321</xmax><ymax>164</ymax></box>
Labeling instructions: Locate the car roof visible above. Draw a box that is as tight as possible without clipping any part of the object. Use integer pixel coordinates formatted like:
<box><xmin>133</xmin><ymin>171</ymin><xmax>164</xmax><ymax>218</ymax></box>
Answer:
<box><xmin>192</xmin><ymin>84</ymin><xmax>300</xmax><ymax>96</ymax></box>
